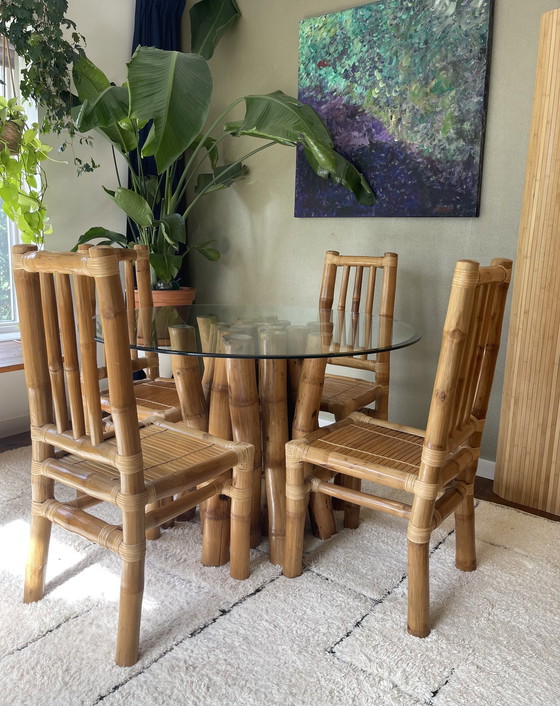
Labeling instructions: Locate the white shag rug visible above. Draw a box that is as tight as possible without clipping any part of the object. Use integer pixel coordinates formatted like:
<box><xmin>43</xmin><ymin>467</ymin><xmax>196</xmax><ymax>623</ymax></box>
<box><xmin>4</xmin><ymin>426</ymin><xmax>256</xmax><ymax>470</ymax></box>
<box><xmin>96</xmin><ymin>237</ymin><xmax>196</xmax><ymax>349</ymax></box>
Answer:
<box><xmin>1</xmin><ymin>446</ymin><xmax>559</xmax><ymax>706</ymax></box>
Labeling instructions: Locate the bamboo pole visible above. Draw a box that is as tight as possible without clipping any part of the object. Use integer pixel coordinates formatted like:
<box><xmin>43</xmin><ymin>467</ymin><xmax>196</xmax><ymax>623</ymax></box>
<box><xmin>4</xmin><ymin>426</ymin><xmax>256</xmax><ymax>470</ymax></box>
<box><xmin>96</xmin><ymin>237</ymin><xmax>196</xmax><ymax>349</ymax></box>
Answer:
<box><xmin>223</xmin><ymin>333</ymin><xmax>262</xmax><ymax>549</ymax></box>
<box><xmin>202</xmin><ymin>325</ymin><xmax>233</xmax><ymax>566</ymax></box>
<box><xmin>494</xmin><ymin>9</ymin><xmax>560</xmax><ymax>515</ymax></box>
<box><xmin>197</xmin><ymin>314</ymin><xmax>218</xmax><ymax>402</ymax></box>
<box><xmin>168</xmin><ymin>324</ymin><xmax>208</xmax><ymax>525</ymax></box>
<box><xmin>259</xmin><ymin>328</ymin><xmax>289</xmax><ymax>565</ymax></box>
<box><xmin>56</xmin><ymin>274</ymin><xmax>85</xmax><ymax>438</ymax></box>
<box><xmin>14</xmin><ymin>245</ymin><xmax>56</xmax><ymax>604</ymax></box>
<box><xmin>169</xmin><ymin>325</ymin><xmax>207</xmax><ymax>430</ymax></box>
<box><xmin>292</xmin><ymin>353</ymin><xmax>335</xmax><ymax>539</ymax></box>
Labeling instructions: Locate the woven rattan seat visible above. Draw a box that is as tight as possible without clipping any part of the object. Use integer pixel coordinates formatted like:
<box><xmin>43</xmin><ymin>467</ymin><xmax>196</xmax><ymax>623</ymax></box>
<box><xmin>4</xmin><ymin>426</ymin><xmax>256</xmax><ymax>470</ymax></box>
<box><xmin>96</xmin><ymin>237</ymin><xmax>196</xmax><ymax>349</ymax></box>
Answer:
<box><xmin>13</xmin><ymin>244</ymin><xmax>255</xmax><ymax>667</ymax></box>
<box><xmin>284</xmin><ymin>257</ymin><xmax>512</xmax><ymax>639</ymax></box>
<box><xmin>101</xmin><ymin>378</ymin><xmax>183</xmax><ymax>422</ymax></box>
<box><xmin>320</xmin><ymin>375</ymin><xmax>385</xmax><ymax>421</ymax></box>
<box><xmin>311</xmin><ymin>419</ymin><xmax>423</xmax><ymax>473</ymax></box>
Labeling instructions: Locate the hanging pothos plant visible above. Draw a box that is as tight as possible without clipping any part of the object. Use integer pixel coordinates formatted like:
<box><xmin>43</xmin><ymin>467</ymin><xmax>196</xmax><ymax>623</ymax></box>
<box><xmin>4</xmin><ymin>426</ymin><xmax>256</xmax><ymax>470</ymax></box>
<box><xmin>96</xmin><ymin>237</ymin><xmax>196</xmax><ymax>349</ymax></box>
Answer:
<box><xmin>0</xmin><ymin>96</ymin><xmax>52</xmax><ymax>244</ymax></box>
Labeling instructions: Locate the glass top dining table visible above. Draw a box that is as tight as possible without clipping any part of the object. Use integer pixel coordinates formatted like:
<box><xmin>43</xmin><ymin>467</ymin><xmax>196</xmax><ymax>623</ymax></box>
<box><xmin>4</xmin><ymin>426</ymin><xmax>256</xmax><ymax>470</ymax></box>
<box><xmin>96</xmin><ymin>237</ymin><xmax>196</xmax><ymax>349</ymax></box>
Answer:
<box><xmin>95</xmin><ymin>303</ymin><xmax>420</xmax><ymax>566</ymax></box>
<box><xmin>95</xmin><ymin>303</ymin><xmax>421</xmax><ymax>359</ymax></box>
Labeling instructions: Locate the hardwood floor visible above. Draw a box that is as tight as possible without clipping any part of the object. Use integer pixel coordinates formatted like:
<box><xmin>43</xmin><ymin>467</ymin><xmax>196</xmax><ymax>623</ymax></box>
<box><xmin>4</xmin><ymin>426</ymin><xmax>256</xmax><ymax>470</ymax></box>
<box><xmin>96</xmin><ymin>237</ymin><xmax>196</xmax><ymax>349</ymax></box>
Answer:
<box><xmin>474</xmin><ymin>476</ymin><xmax>559</xmax><ymax>522</ymax></box>
<box><xmin>0</xmin><ymin>431</ymin><xmax>30</xmax><ymax>452</ymax></box>
<box><xmin>1</xmin><ymin>429</ymin><xmax>557</xmax><ymax>522</ymax></box>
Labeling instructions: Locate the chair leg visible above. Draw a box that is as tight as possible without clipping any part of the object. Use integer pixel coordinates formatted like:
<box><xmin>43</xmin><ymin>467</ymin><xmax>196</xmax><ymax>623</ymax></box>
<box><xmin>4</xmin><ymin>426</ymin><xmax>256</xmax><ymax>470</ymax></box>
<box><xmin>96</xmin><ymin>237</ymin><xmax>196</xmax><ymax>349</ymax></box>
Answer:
<box><xmin>229</xmin><ymin>451</ymin><xmax>254</xmax><ymax>580</ymax></box>
<box><xmin>332</xmin><ymin>409</ymin><xmax>361</xmax><ymax>527</ymax></box>
<box><xmin>454</xmin><ymin>491</ymin><xmax>477</xmax><ymax>572</ymax></box>
<box><xmin>115</xmin><ymin>559</ymin><xmax>145</xmax><ymax>667</ymax></box>
<box><xmin>309</xmin><ymin>492</ymin><xmax>337</xmax><ymax>539</ymax></box>
<box><xmin>283</xmin><ymin>452</ymin><xmax>308</xmax><ymax>578</ymax></box>
<box><xmin>24</xmin><ymin>471</ymin><xmax>54</xmax><ymax>603</ymax></box>
<box><xmin>23</xmin><ymin>514</ymin><xmax>52</xmax><ymax>603</ymax></box>
<box><xmin>407</xmin><ymin>540</ymin><xmax>430</xmax><ymax>638</ymax></box>
<box><xmin>342</xmin><ymin>476</ymin><xmax>361</xmax><ymax>529</ymax></box>
<box><xmin>201</xmin><ymin>496</ymin><xmax>231</xmax><ymax>567</ymax></box>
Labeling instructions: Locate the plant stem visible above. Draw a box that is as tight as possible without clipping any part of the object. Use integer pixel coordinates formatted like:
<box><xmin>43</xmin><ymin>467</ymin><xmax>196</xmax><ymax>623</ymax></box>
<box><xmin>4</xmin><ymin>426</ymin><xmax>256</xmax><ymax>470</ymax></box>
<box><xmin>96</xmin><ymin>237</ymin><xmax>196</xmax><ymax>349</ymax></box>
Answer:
<box><xmin>182</xmin><ymin>141</ymin><xmax>276</xmax><ymax>219</ymax></box>
<box><xmin>169</xmin><ymin>96</ymin><xmax>245</xmax><ymax>213</ymax></box>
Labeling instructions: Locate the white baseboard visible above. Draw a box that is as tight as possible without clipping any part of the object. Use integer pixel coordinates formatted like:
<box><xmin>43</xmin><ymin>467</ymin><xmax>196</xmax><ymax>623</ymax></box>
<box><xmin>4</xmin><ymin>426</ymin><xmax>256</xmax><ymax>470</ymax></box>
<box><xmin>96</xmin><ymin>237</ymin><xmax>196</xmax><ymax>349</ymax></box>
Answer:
<box><xmin>0</xmin><ymin>415</ymin><xmax>30</xmax><ymax>439</ymax></box>
<box><xmin>476</xmin><ymin>458</ymin><xmax>495</xmax><ymax>480</ymax></box>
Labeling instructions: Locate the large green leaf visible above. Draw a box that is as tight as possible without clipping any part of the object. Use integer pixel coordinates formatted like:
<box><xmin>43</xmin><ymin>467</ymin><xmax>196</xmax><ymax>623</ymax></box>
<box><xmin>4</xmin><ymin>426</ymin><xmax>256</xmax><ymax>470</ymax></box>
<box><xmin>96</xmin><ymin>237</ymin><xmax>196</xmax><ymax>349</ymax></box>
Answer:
<box><xmin>76</xmin><ymin>86</ymin><xmax>130</xmax><ymax>132</ymax></box>
<box><xmin>128</xmin><ymin>47</ymin><xmax>212</xmax><ymax>173</ymax></box>
<box><xmin>72</xmin><ymin>227</ymin><xmax>128</xmax><ymax>251</ymax></box>
<box><xmin>73</xmin><ymin>55</ymin><xmax>137</xmax><ymax>152</ymax></box>
<box><xmin>157</xmin><ymin>213</ymin><xmax>186</xmax><ymax>244</ymax></box>
<box><xmin>190</xmin><ymin>0</ymin><xmax>241</xmax><ymax>60</ymax></box>
<box><xmin>73</xmin><ymin>54</ymin><xmax>111</xmax><ymax>102</ymax></box>
<box><xmin>150</xmin><ymin>253</ymin><xmax>183</xmax><ymax>284</ymax></box>
<box><xmin>104</xmin><ymin>186</ymin><xmax>154</xmax><ymax>228</ymax></box>
<box><xmin>302</xmin><ymin>147</ymin><xmax>376</xmax><ymax>206</ymax></box>
<box><xmin>226</xmin><ymin>92</ymin><xmax>336</xmax><ymax>167</ymax></box>
<box><xmin>227</xmin><ymin>91</ymin><xmax>375</xmax><ymax>205</ymax></box>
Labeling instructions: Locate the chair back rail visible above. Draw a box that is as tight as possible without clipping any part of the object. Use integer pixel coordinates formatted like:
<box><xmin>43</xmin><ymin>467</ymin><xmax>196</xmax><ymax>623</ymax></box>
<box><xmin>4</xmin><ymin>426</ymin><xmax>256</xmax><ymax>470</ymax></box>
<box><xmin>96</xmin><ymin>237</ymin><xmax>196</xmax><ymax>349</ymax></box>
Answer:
<box><xmin>14</xmin><ymin>246</ymin><xmax>142</xmax><ymax>466</ymax></box>
<box><xmin>79</xmin><ymin>243</ymin><xmax>159</xmax><ymax>381</ymax></box>
<box><xmin>39</xmin><ymin>272</ymin><xmax>69</xmax><ymax>433</ymax></box>
<box><xmin>421</xmin><ymin>258</ymin><xmax>512</xmax><ymax>479</ymax></box>
<box><xmin>318</xmin><ymin>250</ymin><xmax>398</xmax><ymax>372</ymax></box>
<box><xmin>56</xmin><ymin>273</ymin><xmax>86</xmax><ymax>438</ymax></box>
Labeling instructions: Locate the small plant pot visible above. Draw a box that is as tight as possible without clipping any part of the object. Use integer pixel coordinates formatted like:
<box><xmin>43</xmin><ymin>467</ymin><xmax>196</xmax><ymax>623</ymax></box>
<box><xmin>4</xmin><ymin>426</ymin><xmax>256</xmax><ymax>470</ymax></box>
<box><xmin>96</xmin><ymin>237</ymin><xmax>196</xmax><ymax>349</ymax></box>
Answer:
<box><xmin>0</xmin><ymin>120</ymin><xmax>22</xmax><ymax>154</ymax></box>
<box><xmin>134</xmin><ymin>287</ymin><xmax>196</xmax><ymax>345</ymax></box>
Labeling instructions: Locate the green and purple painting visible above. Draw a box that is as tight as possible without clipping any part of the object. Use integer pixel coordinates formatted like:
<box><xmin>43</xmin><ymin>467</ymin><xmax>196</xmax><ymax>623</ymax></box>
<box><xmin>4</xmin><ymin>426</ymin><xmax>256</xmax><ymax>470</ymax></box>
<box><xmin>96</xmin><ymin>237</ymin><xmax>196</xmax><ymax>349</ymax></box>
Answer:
<box><xmin>295</xmin><ymin>0</ymin><xmax>494</xmax><ymax>217</ymax></box>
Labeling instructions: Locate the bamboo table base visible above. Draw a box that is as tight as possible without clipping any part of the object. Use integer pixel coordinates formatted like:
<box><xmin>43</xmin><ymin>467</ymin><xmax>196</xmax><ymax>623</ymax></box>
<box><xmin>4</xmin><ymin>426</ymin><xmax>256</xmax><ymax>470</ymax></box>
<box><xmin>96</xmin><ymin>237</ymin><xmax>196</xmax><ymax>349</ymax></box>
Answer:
<box><xmin>170</xmin><ymin>335</ymin><xmax>328</xmax><ymax>567</ymax></box>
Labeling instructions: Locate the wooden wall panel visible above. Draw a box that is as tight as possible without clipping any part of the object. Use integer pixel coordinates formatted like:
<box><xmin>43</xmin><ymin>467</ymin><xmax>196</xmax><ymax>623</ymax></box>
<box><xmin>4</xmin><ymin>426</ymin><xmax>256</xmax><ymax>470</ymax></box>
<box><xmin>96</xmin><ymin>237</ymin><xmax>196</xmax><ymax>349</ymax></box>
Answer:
<box><xmin>494</xmin><ymin>9</ymin><xmax>560</xmax><ymax>515</ymax></box>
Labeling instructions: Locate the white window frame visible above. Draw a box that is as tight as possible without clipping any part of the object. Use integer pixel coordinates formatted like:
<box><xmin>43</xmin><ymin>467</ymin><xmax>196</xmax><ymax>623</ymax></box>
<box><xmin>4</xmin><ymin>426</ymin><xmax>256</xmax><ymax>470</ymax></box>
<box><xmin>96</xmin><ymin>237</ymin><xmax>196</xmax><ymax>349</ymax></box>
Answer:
<box><xmin>0</xmin><ymin>44</ymin><xmax>38</xmax><ymax>341</ymax></box>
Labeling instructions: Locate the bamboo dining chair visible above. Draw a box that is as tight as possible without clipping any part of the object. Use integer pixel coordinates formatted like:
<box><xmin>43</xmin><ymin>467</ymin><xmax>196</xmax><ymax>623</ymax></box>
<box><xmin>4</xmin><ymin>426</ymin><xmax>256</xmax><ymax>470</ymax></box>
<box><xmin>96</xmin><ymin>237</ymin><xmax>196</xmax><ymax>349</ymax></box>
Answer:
<box><xmin>317</xmin><ymin>250</ymin><xmax>398</xmax><ymax>528</ymax></box>
<box><xmin>80</xmin><ymin>244</ymin><xmax>185</xmax><ymax>423</ymax></box>
<box><xmin>13</xmin><ymin>244</ymin><xmax>255</xmax><ymax>666</ymax></box>
<box><xmin>284</xmin><ymin>257</ymin><xmax>512</xmax><ymax>638</ymax></box>
<box><xmin>319</xmin><ymin>250</ymin><xmax>398</xmax><ymax>421</ymax></box>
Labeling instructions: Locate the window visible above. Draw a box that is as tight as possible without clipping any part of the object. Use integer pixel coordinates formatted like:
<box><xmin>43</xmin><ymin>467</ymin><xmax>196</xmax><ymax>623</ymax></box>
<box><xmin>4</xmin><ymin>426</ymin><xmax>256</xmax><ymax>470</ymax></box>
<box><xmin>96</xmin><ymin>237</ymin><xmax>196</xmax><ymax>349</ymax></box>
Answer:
<box><xmin>0</xmin><ymin>42</ymin><xmax>24</xmax><ymax>339</ymax></box>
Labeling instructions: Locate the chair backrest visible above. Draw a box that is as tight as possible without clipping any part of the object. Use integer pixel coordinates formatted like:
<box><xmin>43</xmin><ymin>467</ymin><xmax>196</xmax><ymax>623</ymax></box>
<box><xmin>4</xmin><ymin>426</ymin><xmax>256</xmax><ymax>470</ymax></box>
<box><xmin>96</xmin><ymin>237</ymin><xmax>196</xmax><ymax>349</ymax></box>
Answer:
<box><xmin>13</xmin><ymin>245</ymin><xmax>143</xmax><ymax>475</ymax></box>
<box><xmin>423</xmin><ymin>258</ymin><xmax>513</xmax><ymax>472</ymax></box>
<box><xmin>318</xmin><ymin>250</ymin><xmax>398</xmax><ymax>371</ymax></box>
<box><xmin>79</xmin><ymin>243</ymin><xmax>159</xmax><ymax>380</ymax></box>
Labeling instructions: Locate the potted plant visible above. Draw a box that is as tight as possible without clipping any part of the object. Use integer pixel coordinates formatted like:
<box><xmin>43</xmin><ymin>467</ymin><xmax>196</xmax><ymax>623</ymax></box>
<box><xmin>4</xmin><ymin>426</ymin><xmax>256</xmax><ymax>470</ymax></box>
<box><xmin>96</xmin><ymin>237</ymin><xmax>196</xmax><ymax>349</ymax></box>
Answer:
<box><xmin>0</xmin><ymin>96</ymin><xmax>52</xmax><ymax>245</ymax></box>
<box><xmin>71</xmin><ymin>46</ymin><xmax>375</xmax><ymax>291</ymax></box>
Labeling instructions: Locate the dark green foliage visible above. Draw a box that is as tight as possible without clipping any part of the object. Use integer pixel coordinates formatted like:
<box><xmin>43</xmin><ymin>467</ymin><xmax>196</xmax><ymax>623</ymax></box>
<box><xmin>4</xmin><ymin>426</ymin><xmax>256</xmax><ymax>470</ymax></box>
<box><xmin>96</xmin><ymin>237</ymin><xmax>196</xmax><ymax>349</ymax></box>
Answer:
<box><xmin>0</xmin><ymin>0</ymin><xmax>85</xmax><ymax>134</ymax></box>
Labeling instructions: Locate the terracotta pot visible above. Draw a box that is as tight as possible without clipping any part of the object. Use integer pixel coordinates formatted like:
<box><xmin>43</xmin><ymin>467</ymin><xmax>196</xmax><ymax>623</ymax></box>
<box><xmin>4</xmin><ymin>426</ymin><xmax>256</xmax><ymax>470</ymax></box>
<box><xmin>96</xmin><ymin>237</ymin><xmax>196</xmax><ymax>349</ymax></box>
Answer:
<box><xmin>134</xmin><ymin>286</ymin><xmax>196</xmax><ymax>308</ymax></box>
<box><xmin>134</xmin><ymin>286</ymin><xmax>196</xmax><ymax>345</ymax></box>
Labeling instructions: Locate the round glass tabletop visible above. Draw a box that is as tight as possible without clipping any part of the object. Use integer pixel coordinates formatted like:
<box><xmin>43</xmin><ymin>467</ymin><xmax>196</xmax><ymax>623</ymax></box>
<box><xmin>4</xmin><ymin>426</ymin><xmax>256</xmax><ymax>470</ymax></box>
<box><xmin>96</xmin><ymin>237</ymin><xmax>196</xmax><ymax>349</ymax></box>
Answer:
<box><xmin>95</xmin><ymin>304</ymin><xmax>421</xmax><ymax>359</ymax></box>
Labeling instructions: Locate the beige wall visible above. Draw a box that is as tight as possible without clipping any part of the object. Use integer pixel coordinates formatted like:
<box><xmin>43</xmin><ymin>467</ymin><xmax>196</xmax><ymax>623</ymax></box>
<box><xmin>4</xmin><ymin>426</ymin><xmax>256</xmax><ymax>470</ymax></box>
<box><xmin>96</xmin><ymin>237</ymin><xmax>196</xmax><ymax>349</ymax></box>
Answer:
<box><xmin>185</xmin><ymin>0</ymin><xmax>560</xmax><ymax>462</ymax></box>
<box><xmin>44</xmin><ymin>0</ymin><xmax>135</xmax><ymax>249</ymax></box>
<box><xmin>0</xmin><ymin>0</ymin><xmax>134</xmax><ymax>437</ymax></box>
<box><xmin>2</xmin><ymin>0</ymin><xmax>557</xmax><ymax>466</ymax></box>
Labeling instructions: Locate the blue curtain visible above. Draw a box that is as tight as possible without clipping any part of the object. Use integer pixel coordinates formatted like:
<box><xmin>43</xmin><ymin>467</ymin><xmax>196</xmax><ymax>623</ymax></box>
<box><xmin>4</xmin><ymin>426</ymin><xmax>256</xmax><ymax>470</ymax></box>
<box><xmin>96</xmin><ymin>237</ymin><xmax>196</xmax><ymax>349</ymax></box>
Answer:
<box><xmin>129</xmin><ymin>0</ymin><xmax>187</xmax><ymax>247</ymax></box>
<box><xmin>132</xmin><ymin>0</ymin><xmax>186</xmax><ymax>52</ymax></box>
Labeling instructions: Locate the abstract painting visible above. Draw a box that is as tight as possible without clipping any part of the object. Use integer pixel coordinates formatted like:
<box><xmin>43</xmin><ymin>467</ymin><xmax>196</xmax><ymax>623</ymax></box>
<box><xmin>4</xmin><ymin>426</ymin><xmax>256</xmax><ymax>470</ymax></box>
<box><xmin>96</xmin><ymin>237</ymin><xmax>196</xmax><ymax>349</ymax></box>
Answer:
<box><xmin>295</xmin><ymin>0</ymin><xmax>494</xmax><ymax>217</ymax></box>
